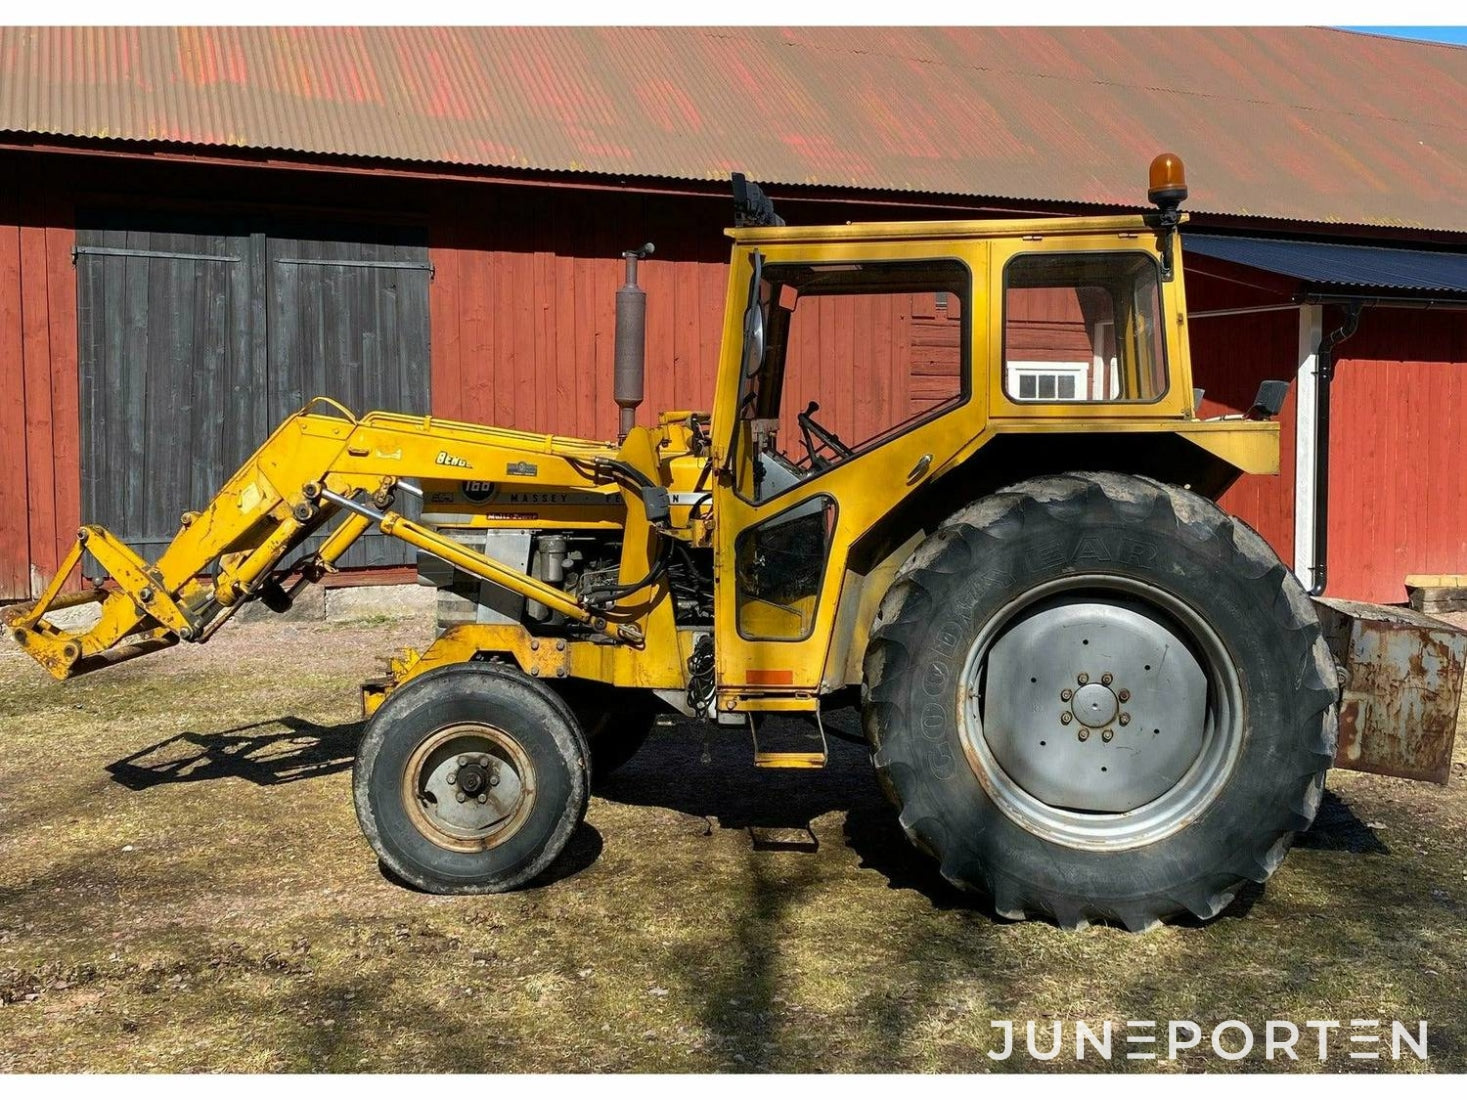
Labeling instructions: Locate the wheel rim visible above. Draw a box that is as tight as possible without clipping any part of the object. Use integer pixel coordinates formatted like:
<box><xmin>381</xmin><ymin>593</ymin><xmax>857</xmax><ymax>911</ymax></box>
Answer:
<box><xmin>957</xmin><ymin>573</ymin><xmax>1244</xmax><ymax>852</ymax></box>
<box><xmin>401</xmin><ymin>723</ymin><xmax>537</xmax><ymax>853</ymax></box>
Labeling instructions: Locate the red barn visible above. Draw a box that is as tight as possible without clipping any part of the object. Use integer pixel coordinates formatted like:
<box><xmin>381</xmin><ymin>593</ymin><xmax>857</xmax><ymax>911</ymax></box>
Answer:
<box><xmin>2</xmin><ymin>26</ymin><xmax>1466</xmax><ymax>603</ymax></box>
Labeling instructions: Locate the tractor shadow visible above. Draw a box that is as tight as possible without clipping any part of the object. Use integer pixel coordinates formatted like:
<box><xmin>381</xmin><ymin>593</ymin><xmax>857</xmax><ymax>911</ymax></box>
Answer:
<box><xmin>106</xmin><ymin>716</ymin><xmax>362</xmax><ymax>789</ymax></box>
<box><xmin>595</xmin><ymin>706</ymin><xmax>980</xmax><ymax>911</ymax></box>
<box><xmin>1294</xmin><ymin>789</ymin><xmax>1390</xmax><ymax>854</ymax></box>
<box><xmin>596</xmin><ymin>706</ymin><xmax>1389</xmax><ymax>922</ymax></box>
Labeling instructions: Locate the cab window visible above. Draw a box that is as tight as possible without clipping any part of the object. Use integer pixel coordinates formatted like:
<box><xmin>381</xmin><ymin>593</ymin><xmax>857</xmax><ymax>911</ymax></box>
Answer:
<box><xmin>1003</xmin><ymin>253</ymin><xmax>1167</xmax><ymax>403</ymax></box>
<box><xmin>735</xmin><ymin>258</ymin><xmax>970</xmax><ymax>504</ymax></box>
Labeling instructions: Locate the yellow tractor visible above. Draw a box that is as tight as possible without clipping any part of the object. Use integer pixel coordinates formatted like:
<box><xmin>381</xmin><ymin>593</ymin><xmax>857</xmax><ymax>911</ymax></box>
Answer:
<box><xmin>7</xmin><ymin>156</ymin><xmax>1464</xmax><ymax>930</ymax></box>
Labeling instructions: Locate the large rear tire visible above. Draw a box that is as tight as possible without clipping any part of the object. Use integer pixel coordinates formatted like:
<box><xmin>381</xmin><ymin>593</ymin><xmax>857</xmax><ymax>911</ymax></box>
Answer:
<box><xmin>862</xmin><ymin>472</ymin><xmax>1338</xmax><ymax>930</ymax></box>
<box><xmin>354</xmin><ymin>662</ymin><xmax>590</xmax><ymax>894</ymax></box>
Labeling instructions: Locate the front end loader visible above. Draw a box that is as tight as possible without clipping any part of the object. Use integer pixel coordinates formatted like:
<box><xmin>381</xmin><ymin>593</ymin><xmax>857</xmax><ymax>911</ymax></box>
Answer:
<box><xmin>7</xmin><ymin>157</ymin><xmax>1464</xmax><ymax>928</ymax></box>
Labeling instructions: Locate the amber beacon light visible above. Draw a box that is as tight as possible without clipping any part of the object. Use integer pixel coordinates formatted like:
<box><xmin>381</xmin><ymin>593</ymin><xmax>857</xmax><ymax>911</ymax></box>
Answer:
<box><xmin>1148</xmin><ymin>152</ymin><xmax>1188</xmax><ymax>211</ymax></box>
<box><xmin>1147</xmin><ymin>152</ymin><xmax>1187</xmax><ymax>280</ymax></box>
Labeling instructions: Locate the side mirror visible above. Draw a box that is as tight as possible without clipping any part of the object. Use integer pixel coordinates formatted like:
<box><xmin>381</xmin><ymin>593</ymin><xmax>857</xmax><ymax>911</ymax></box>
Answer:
<box><xmin>1246</xmin><ymin>379</ymin><xmax>1290</xmax><ymax>420</ymax></box>
<box><xmin>742</xmin><ymin>300</ymin><xmax>765</xmax><ymax>377</ymax></box>
<box><xmin>741</xmin><ymin>251</ymin><xmax>766</xmax><ymax>377</ymax></box>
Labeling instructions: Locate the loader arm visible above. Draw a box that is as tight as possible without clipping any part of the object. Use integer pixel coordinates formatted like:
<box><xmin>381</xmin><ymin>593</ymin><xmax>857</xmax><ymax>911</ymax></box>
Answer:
<box><xmin>4</xmin><ymin>400</ymin><xmax>653</xmax><ymax>680</ymax></box>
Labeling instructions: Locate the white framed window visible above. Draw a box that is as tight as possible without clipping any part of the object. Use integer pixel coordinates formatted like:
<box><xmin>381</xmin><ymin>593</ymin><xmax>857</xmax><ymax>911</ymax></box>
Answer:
<box><xmin>1006</xmin><ymin>361</ymin><xmax>1087</xmax><ymax>401</ymax></box>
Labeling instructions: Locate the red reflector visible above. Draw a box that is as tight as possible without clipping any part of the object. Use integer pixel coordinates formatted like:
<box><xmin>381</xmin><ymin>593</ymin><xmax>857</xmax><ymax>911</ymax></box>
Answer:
<box><xmin>746</xmin><ymin>669</ymin><xmax>795</xmax><ymax>685</ymax></box>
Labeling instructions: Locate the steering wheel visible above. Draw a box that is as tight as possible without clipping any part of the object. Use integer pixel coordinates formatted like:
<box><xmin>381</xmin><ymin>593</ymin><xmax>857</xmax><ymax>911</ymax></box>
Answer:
<box><xmin>797</xmin><ymin>401</ymin><xmax>855</xmax><ymax>471</ymax></box>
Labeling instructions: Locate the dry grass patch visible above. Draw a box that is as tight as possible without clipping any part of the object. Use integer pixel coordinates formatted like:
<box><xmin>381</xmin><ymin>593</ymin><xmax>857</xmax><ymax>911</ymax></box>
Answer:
<box><xmin>2</xmin><ymin>615</ymin><xmax>1465</xmax><ymax>1072</ymax></box>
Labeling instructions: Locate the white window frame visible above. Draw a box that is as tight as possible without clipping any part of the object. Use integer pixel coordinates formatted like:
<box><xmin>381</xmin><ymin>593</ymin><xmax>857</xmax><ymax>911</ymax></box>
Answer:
<box><xmin>1006</xmin><ymin>361</ymin><xmax>1088</xmax><ymax>402</ymax></box>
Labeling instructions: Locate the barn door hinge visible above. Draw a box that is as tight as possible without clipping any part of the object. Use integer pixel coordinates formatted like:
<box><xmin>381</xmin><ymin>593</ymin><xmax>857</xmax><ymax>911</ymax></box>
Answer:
<box><xmin>72</xmin><ymin>245</ymin><xmax>242</xmax><ymax>264</ymax></box>
<box><xmin>272</xmin><ymin>257</ymin><xmax>434</xmax><ymax>277</ymax></box>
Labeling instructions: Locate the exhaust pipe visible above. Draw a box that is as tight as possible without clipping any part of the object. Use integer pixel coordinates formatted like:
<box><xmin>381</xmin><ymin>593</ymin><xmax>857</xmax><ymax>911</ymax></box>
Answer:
<box><xmin>615</xmin><ymin>243</ymin><xmax>654</xmax><ymax>442</ymax></box>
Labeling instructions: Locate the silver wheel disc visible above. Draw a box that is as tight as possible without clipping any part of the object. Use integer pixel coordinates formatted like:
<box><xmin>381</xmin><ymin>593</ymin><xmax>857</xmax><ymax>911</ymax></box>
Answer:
<box><xmin>958</xmin><ymin>574</ymin><xmax>1244</xmax><ymax>851</ymax></box>
<box><xmin>401</xmin><ymin>723</ymin><xmax>537</xmax><ymax>853</ymax></box>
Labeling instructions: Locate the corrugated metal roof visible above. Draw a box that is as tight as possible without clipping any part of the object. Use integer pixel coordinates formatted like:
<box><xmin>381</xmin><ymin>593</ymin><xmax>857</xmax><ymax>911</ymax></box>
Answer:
<box><xmin>3</xmin><ymin>26</ymin><xmax>1467</xmax><ymax>232</ymax></box>
<box><xmin>1184</xmin><ymin>234</ymin><xmax>1467</xmax><ymax>294</ymax></box>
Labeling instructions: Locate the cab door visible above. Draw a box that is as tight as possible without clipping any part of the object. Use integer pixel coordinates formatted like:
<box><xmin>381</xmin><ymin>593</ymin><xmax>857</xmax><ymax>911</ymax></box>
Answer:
<box><xmin>709</xmin><ymin>237</ymin><xmax>988</xmax><ymax>709</ymax></box>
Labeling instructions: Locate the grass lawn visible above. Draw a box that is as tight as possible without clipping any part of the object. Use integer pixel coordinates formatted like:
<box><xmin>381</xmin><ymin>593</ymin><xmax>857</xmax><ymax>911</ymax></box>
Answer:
<box><xmin>2</xmin><ymin>614</ymin><xmax>1465</xmax><ymax>1072</ymax></box>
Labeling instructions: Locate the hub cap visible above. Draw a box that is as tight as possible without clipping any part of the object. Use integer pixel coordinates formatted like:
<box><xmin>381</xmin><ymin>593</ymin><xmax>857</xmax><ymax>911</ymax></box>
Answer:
<box><xmin>401</xmin><ymin>723</ymin><xmax>537</xmax><ymax>852</ymax></box>
<box><xmin>958</xmin><ymin>575</ymin><xmax>1243</xmax><ymax>851</ymax></box>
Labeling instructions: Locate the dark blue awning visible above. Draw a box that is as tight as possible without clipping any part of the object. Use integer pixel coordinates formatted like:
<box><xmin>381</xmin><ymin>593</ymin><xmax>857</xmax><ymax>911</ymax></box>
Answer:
<box><xmin>1183</xmin><ymin>234</ymin><xmax>1467</xmax><ymax>296</ymax></box>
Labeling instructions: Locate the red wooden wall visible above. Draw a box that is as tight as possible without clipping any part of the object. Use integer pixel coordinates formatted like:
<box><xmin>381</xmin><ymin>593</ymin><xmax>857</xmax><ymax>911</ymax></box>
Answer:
<box><xmin>2</xmin><ymin>146</ymin><xmax>1466</xmax><ymax>606</ymax></box>
<box><xmin>1006</xmin><ymin>286</ymin><xmax>1098</xmax><ymax>363</ymax></box>
<box><xmin>429</xmin><ymin>191</ymin><xmax>966</xmax><ymax>456</ymax></box>
<box><xmin>1328</xmin><ymin>311</ymin><xmax>1467</xmax><ymax>602</ymax></box>
<box><xmin>775</xmin><ymin>290</ymin><xmax>963</xmax><ymax>451</ymax></box>
<box><xmin>0</xmin><ymin>155</ymin><xmax>79</xmax><ymax>600</ymax></box>
<box><xmin>428</xmin><ymin>188</ymin><xmax>729</xmax><ymax>440</ymax></box>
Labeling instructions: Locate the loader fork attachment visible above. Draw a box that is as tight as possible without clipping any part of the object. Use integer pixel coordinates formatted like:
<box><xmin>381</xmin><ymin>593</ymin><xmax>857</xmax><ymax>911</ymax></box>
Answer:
<box><xmin>3</xmin><ymin>526</ymin><xmax>187</xmax><ymax>679</ymax></box>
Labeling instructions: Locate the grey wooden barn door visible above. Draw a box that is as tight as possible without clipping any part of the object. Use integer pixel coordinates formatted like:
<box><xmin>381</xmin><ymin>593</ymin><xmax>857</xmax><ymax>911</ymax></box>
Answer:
<box><xmin>76</xmin><ymin>212</ymin><xmax>430</xmax><ymax>575</ymax></box>
<box><xmin>266</xmin><ymin>222</ymin><xmax>432</xmax><ymax>567</ymax></box>
<box><xmin>75</xmin><ymin>213</ymin><xmax>267</xmax><ymax>565</ymax></box>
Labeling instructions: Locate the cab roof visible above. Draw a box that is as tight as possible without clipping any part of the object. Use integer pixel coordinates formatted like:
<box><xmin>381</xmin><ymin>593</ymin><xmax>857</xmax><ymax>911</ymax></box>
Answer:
<box><xmin>725</xmin><ymin>212</ymin><xmax>1173</xmax><ymax>245</ymax></box>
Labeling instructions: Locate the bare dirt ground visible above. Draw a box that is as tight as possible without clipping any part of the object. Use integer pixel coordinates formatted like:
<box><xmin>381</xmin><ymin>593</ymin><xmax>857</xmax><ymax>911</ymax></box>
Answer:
<box><xmin>2</xmin><ymin>614</ymin><xmax>1466</xmax><ymax>1073</ymax></box>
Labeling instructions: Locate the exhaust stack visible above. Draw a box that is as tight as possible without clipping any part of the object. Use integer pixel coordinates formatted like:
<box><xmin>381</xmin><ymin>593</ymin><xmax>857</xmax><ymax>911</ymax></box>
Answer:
<box><xmin>615</xmin><ymin>243</ymin><xmax>654</xmax><ymax>442</ymax></box>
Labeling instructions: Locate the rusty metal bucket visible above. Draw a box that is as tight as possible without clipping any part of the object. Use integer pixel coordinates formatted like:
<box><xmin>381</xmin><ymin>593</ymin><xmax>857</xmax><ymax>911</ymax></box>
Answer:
<box><xmin>1314</xmin><ymin>598</ymin><xmax>1467</xmax><ymax>785</ymax></box>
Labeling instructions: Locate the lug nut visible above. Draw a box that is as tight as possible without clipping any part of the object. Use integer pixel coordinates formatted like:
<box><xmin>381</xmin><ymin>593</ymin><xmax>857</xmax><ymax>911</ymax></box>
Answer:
<box><xmin>1101</xmin><ymin>672</ymin><xmax>1113</xmax><ymax>685</ymax></box>
<box><xmin>455</xmin><ymin>792</ymin><xmax>467</xmax><ymax>803</ymax></box>
<box><xmin>1060</xmin><ymin>713</ymin><xmax>1073</xmax><ymax>725</ymax></box>
<box><xmin>1102</xmin><ymin>729</ymin><xmax>1114</xmax><ymax>742</ymax></box>
<box><xmin>458</xmin><ymin>755</ymin><xmax>469</xmax><ymax>767</ymax></box>
<box><xmin>1119</xmin><ymin>713</ymin><xmax>1131</xmax><ymax>726</ymax></box>
<box><xmin>478</xmin><ymin>754</ymin><xmax>490</xmax><ymax>767</ymax></box>
<box><xmin>477</xmin><ymin>794</ymin><xmax>488</xmax><ymax>804</ymax></box>
<box><xmin>1060</xmin><ymin>688</ymin><xmax>1073</xmax><ymax>702</ymax></box>
<box><xmin>447</xmin><ymin>771</ymin><xmax>457</xmax><ymax>785</ymax></box>
<box><xmin>1077</xmin><ymin>672</ymin><xmax>1089</xmax><ymax>685</ymax></box>
<box><xmin>1078</xmin><ymin>729</ymin><xmax>1090</xmax><ymax>742</ymax></box>
<box><xmin>1118</xmin><ymin>689</ymin><xmax>1131</xmax><ymax>702</ymax></box>
<box><xmin>490</xmin><ymin>774</ymin><xmax>500</xmax><ymax>786</ymax></box>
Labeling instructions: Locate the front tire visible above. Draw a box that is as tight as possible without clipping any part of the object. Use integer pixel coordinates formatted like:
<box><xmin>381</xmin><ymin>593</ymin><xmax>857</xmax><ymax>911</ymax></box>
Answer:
<box><xmin>548</xmin><ymin>680</ymin><xmax>659</xmax><ymax>778</ymax></box>
<box><xmin>354</xmin><ymin>662</ymin><xmax>590</xmax><ymax>894</ymax></box>
<box><xmin>862</xmin><ymin>472</ymin><xmax>1338</xmax><ymax>930</ymax></box>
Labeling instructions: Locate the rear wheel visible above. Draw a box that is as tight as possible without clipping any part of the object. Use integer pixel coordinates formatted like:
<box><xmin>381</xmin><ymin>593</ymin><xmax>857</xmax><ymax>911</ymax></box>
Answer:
<box><xmin>862</xmin><ymin>472</ymin><xmax>1338</xmax><ymax>930</ymax></box>
<box><xmin>354</xmin><ymin>663</ymin><xmax>589</xmax><ymax>894</ymax></box>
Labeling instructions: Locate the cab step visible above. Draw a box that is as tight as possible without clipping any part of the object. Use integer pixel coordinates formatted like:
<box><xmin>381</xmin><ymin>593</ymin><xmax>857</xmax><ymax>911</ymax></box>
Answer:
<box><xmin>749</xmin><ymin>711</ymin><xmax>828</xmax><ymax>768</ymax></box>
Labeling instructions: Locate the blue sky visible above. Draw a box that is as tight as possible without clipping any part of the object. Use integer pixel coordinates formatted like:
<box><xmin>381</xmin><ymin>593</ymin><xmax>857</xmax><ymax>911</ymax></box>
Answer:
<box><xmin>1340</xmin><ymin>26</ymin><xmax>1467</xmax><ymax>45</ymax></box>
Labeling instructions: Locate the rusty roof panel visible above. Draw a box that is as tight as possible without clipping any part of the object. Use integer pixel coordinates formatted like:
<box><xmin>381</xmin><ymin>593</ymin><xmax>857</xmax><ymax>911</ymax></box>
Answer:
<box><xmin>2</xmin><ymin>26</ymin><xmax>1467</xmax><ymax>232</ymax></box>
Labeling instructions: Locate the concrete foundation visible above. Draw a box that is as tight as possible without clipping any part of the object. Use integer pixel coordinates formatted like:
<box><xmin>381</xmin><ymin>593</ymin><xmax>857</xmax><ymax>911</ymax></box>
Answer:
<box><xmin>17</xmin><ymin>582</ymin><xmax>435</xmax><ymax>632</ymax></box>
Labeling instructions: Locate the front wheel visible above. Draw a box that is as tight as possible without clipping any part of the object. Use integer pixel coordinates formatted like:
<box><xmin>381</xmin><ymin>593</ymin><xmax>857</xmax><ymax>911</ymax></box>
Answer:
<box><xmin>862</xmin><ymin>472</ymin><xmax>1338</xmax><ymax>930</ymax></box>
<box><xmin>548</xmin><ymin>680</ymin><xmax>659</xmax><ymax>779</ymax></box>
<box><xmin>353</xmin><ymin>663</ymin><xmax>589</xmax><ymax>894</ymax></box>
